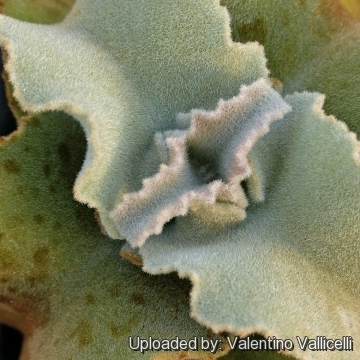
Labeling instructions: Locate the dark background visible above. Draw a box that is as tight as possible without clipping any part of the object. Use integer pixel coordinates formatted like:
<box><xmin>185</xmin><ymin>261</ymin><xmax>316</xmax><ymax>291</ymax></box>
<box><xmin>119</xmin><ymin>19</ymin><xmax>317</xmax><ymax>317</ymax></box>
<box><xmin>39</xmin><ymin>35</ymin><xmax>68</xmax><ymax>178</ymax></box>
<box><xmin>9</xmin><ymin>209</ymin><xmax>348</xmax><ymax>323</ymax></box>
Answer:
<box><xmin>0</xmin><ymin>53</ymin><xmax>23</xmax><ymax>360</ymax></box>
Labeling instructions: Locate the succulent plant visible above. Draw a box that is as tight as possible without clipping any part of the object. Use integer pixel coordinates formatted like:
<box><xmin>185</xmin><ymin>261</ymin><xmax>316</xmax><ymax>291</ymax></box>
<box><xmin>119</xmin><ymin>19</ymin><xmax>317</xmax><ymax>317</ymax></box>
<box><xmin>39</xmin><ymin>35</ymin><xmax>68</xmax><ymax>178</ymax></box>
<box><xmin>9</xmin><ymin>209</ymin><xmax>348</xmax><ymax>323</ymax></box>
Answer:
<box><xmin>0</xmin><ymin>0</ymin><xmax>359</xmax><ymax>359</ymax></box>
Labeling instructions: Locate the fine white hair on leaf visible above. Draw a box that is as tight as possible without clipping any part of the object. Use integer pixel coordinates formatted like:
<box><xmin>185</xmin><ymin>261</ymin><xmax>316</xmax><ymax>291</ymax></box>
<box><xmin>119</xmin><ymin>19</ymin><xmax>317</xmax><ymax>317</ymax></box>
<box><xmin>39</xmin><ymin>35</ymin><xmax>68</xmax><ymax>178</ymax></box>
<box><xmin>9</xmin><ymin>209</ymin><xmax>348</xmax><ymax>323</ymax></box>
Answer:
<box><xmin>111</xmin><ymin>79</ymin><xmax>291</xmax><ymax>247</ymax></box>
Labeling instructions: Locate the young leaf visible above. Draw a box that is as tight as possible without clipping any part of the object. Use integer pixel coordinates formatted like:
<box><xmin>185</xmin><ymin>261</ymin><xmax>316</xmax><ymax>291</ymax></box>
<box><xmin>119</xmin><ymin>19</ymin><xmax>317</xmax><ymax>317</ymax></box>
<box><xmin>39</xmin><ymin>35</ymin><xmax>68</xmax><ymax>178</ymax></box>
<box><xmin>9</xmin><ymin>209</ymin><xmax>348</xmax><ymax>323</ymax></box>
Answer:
<box><xmin>111</xmin><ymin>79</ymin><xmax>290</xmax><ymax>247</ymax></box>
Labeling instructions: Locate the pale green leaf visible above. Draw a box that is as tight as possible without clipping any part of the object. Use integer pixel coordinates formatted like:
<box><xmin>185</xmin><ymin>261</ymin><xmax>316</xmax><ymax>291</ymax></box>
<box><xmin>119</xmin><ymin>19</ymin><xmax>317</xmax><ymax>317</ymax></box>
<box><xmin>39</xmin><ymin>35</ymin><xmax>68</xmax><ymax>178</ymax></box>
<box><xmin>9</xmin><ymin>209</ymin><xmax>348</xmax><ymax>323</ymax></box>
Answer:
<box><xmin>140</xmin><ymin>92</ymin><xmax>360</xmax><ymax>360</ymax></box>
<box><xmin>111</xmin><ymin>79</ymin><xmax>290</xmax><ymax>247</ymax></box>
<box><xmin>1</xmin><ymin>1</ymin><xmax>359</xmax><ymax>359</ymax></box>
<box><xmin>0</xmin><ymin>0</ymin><xmax>268</xmax><ymax>239</ymax></box>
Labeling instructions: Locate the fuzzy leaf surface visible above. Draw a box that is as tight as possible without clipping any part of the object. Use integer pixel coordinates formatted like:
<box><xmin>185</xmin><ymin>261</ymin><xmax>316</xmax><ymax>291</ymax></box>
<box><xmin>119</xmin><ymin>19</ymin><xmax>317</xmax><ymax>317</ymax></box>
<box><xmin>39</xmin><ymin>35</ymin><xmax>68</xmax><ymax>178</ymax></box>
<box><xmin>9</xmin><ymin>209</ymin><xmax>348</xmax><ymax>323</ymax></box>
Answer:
<box><xmin>0</xmin><ymin>0</ymin><xmax>268</xmax><ymax>239</ymax></box>
<box><xmin>111</xmin><ymin>79</ymin><xmax>290</xmax><ymax>247</ymax></box>
<box><xmin>0</xmin><ymin>3</ymin><xmax>292</xmax><ymax>359</ymax></box>
<box><xmin>140</xmin><ymin>93</ymin><xmax>360</xmax><ymax>360</ymax></box>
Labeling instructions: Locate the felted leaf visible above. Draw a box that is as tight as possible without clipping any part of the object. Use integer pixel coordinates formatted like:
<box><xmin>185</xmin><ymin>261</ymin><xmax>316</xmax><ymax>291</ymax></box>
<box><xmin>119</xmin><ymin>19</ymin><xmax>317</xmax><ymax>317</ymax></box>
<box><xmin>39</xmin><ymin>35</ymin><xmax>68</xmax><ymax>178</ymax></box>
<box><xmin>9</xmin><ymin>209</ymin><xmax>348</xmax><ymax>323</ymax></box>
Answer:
<box><xmin>140</xmin><ymin>92</ymin><xmax>360</xmax><ymax>360</ymax></box>
<box><xmin>0</xmin><ymin>109</ymin><xmax>235</xmax><ymax>360</ymax></box>
<box><xmin>1</xmin><ymin>1</ymin><xmax>359</xmax><ymax>360</ymax></box>
<box><xmin>0</xmin><ymin>3</ymin><xmax>294</xmax><ymax>359</ymax></box>
<box><xmin>111</xmin><ymin>79</ymin><xmax>290</xmax><ymax>247</ymax></box>
<box><xmin>0</xmin><ymin>0</ymin><xmax>268</xmax><ymax>239</ymax></box>
<box><xmin>221</xmin><ymin>0</ymin><xmax>360</xmax><ymax>135</ymax></box>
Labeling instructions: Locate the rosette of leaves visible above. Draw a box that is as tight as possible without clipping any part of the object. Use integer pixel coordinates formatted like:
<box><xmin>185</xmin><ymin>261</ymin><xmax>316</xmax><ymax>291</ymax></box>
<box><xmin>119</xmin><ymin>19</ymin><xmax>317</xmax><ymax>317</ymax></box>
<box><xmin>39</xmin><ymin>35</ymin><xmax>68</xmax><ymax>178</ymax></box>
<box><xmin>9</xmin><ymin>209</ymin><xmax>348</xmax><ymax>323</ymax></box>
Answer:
<box><xmin>0</xmin><ymin>1</ymin><xmax>255</xmax><ymax>359</ymax></box>
<box><xmin>0</xmin><ymin>0</ymin><xmax>359</xmax><ymax>360</ymax></box>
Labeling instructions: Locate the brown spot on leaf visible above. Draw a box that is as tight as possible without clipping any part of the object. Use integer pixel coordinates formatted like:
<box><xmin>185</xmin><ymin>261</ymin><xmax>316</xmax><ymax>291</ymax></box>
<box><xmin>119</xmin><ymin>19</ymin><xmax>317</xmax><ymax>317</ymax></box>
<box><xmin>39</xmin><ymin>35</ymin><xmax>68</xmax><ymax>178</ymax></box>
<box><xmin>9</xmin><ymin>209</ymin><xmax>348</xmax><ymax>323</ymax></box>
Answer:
<box><xmin>33</xmin><ymin>214</ymin><xmax>44</xmax><ymax>225</ymax></box>
<box><xmin>70</xmin><ymin>319</ymin><xmax>93</xmax><ymax>348</ymax></box>
<box><xmin>270</xmin><ymin>77</ymin><xmax>283</xmax><ymax>93</ymax></box>
<box><xmin>28</xmin><ymin>116</ymin><xmax>40</xmax><ymax>127</ymax></box>
<box><xmin>298</xmin><ymin>0</ymin><xmax>306</xmax><ymax>7</ymax></box>
<box><xmin>110</xmin><ymin>286</ymin><xmax>122</xmax><ymax>298</ymax></box>
<box><xmin>131</xmin><ymin>293</ymin><xmax>145</xmax><ymax>305</ymax></box>
<box><xmin>7</xmin><ymin>286</ymin><xmax>17</xmax><ymax>294</ymax></box>
<box><xmin>25</xmin><ymin>276</ymin><xmax>36</xmax><ymax>288</ymax></box>
<box><xmin>33</xmin><ymin>246</ymin><xmax>49</xmax><ymax>268</ymax></box>
<box><xmin>109</xmin><ymin>322</ymin><xmax>120</xmax><ymax>338</ymax></box>
<box><xmin>85</xmin><ymin>293</ymin><xmax>96</xmax><ymax>306</ymax></box>
<box><xmin>120</xmin><ymin>248</ymin><xmax>143</xmax><ymax>267</ymax></box>
<box><xmin>16</xmin><ymin>186</ymin><xmax>24</xmax><ymax>195</ymax></box>
<box><xmin>312</xmin><ymin>0</ymin><xmax>342</xmax><ymax>39</ymax></box>
<box><xmin>43</xmin><ymin>164</ymin><xmax>51</xmax><ymax>177</ymax></box>
<box><xmin>0</xmin><ymin>232</ymin><xmax>4</xmax><ymax>240</ymax></box>
<box><xmin>49</xmin><ymin>185</ymin><xmax>56</xmax><ymax>194</ymax></box>
<box><xmin>0</xmin><ymin>249</ymin><xmax>19</xmax><ymax>271</ymax></box>
<box><xmin>109</xmin><ymin>315</ymin><xmax>139</xmax><ymax>338</ymax></box>
<box><xmin>0</xmin><ymin>277</ymin><xmax>9</xmax><ymax>283</ymax></box>
<box><xmin>3</xmin><ymin>159</ymin><xmax>20</xmax><ymax>174</ymax></box>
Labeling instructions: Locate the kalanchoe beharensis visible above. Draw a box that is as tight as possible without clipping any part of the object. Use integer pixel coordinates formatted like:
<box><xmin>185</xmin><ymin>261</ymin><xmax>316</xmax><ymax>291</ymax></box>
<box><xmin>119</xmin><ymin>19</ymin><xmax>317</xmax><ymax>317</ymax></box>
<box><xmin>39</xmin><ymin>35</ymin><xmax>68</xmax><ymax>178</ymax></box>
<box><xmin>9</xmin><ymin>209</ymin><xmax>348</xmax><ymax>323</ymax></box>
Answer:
<box><xmin>0</xmin><ymin>0</ymin><xmax>359</xmax><ymax>359</ymax></box>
